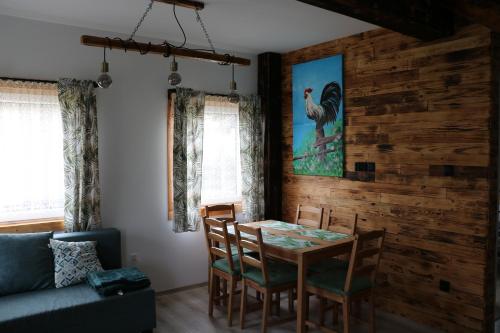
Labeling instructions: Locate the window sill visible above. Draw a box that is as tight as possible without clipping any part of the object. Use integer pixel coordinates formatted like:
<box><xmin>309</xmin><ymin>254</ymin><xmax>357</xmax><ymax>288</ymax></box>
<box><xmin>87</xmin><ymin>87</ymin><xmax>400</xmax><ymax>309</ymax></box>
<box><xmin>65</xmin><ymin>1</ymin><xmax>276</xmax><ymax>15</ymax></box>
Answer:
<box><xmin>0</xmin><ymin>218</ymin><xmax>64</xmax><ymax>233</ymax></box>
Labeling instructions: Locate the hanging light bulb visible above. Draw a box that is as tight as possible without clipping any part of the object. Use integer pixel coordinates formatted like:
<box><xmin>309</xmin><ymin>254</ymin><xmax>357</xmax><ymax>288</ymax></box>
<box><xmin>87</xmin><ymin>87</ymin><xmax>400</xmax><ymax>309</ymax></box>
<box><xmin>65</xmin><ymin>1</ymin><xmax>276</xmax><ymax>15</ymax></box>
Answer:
<box><xmin>97</xmin><ymin>47</ymin><xmax>112</xmax><ymax>89</ymax></box>
<box><xmin>168</xmin><ymin>56</ymin><xmax>182</xmax><ymax>86</ymax></box>
<box><xmin>228</xmin><ymin>62</ymin><xmax>240</xmax><ymax>104</ymax></box>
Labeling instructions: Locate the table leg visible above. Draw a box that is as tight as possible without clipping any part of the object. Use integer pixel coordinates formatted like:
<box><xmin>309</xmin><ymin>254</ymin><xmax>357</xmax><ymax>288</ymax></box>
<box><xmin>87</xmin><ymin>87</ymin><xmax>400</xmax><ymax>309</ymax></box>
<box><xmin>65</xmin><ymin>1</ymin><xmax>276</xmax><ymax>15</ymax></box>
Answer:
<box><xmin>297</xmin><ymin>254</ymin><xmax>307</xmax><ymax>333</ymax></box>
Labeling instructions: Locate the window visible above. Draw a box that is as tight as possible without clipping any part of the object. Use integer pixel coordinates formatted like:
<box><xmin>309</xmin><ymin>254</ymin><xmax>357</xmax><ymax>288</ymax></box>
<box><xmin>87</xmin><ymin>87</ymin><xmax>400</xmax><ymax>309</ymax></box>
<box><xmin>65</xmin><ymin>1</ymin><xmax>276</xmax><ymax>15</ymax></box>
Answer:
<box><xmin>200</xmin><ymin>96</ymin><xmax>242</xmax><ymax>205</ymax></box>
<box><xmin>0</xmin><ymin>80</ymin><xmax>64</xmax><ymax>223</ymax></box>
<box><xmin>167</xmin><ymin>93</ymin><xmax>241</xmax><ymax>219</ymax></box>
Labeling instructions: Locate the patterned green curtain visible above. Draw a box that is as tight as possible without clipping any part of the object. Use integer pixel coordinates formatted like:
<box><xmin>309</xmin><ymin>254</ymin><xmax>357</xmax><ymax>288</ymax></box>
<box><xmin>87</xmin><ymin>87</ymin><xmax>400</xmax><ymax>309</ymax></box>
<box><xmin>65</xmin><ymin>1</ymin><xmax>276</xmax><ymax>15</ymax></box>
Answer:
<box><xmin>57</xmin><ymin>79</ymin><xmax>101</xmax><ymax>232</ymax></box>
<box><xmin>173</xmin><ymin>88</ymin><xmax>205</xmax><ymax>232</ymax></box>
<box><xmin>239</xmin><ymin>95</ymin><xmax>265</xmax><ymax>222</ymax></box>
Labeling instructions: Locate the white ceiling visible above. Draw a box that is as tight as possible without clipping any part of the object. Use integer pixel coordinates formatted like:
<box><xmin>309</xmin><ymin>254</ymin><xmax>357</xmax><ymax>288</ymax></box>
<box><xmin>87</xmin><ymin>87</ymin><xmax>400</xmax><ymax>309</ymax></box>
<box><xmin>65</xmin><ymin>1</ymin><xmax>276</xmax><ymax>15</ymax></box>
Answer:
<box><xmin>0</xmin><ymin>0</ymin><xmax>377</xmax><ymax>54</ymax></box>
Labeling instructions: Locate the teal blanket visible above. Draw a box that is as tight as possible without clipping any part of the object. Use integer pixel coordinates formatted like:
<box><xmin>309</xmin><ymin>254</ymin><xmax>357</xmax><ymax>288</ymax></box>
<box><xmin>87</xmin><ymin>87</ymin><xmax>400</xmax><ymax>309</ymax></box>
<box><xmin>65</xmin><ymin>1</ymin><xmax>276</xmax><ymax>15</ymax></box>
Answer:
<box><xmin>87</xmin><ymin>267</ymin><xmax>151</xmax><ymax>296</ymax></box>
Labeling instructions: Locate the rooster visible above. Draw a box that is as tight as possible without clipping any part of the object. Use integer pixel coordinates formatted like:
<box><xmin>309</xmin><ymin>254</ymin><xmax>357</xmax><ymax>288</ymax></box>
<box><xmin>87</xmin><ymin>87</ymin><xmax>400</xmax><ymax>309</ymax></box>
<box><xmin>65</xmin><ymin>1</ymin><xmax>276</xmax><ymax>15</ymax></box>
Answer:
<box><xmin>303</xmin><ymin>81</ymin><xmax>342</xmax><ymax>160</ymax></box>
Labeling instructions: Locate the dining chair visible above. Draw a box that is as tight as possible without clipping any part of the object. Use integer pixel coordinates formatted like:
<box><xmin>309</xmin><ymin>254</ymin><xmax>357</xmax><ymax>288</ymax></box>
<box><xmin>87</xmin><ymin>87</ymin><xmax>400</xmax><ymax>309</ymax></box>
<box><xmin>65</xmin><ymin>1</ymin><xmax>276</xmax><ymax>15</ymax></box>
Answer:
<box><xmin>203</xmin><ymin>204</ymin><xmax>237</xmax><ymax>300</ymax></box>
<box><xmin>310</xmin><ymin>213</ymin><xmax>359</xmax><ymax>273</ymax></box>
<box><xmin>294</xmin><ymin>204</ymin><xmax>324</xmax><ymax>229</ymax></box>
<box><xmin>305</xmin><ymin>229</ymin><xmax>386</xmax><ymax>333</ymax></box>
<box><xmin>202</xmin><ymin>217</ymin><xmax>241</xmax><ymax>326</ymax></box>
<box><xmin>204</xmin><ymin>203</ymin><xmax>236</xmax><ymax>223</ymax></box>
<box><xmin>235</xmin><ymin>224</ymin><xmax>297</xmax><ymax>333</ymax></box>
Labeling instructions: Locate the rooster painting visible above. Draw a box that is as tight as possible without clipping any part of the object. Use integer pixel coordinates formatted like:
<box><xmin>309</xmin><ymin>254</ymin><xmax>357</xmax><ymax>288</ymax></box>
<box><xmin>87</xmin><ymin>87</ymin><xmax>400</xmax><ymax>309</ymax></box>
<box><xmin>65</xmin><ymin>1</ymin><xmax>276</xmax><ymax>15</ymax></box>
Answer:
<box><xmin>304</xmin><ymin>82</ymin><xmax>342</xmax><ymax>160</ymax></box>
<box><xmin>292</xmin><ymin>54</ymin><xmax>343</xmax><ymax>177</ymax></box>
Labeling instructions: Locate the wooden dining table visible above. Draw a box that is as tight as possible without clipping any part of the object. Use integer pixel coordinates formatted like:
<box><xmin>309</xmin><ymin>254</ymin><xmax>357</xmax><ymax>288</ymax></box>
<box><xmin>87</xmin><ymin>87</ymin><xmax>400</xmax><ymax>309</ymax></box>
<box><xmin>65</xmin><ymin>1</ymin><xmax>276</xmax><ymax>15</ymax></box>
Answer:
<box><xmin>217</xmin><ymin>220</ymin><xmax>355</xmax><ymax>333</ymax></box>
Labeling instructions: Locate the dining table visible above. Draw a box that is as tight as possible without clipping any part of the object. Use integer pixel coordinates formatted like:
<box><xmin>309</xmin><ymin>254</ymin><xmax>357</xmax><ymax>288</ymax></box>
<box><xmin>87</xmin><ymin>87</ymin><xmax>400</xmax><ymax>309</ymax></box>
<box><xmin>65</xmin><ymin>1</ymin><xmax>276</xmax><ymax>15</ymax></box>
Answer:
<box><xmin>217</xmin><ymin>220</ymin><xmax>355</xmax><ymax>333</ymax></box>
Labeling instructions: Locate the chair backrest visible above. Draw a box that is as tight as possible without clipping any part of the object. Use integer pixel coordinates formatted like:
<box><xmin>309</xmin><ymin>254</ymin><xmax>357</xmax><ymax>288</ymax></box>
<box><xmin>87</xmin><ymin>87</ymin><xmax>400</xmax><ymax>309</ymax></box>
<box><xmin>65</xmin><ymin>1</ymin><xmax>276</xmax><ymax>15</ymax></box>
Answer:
<box><xmin>326</xmin><ymin>211</ymin><xmax>358</xmax><ymax>235</ymax></box>
<box><xmin>234</xmin><ymin>224</ymin><xmax>269</xmax><ymax>285</ymax></box>
<box><xmin>202</xmin><ymin>217</ymin><xmax>235</xmax><ymax>272</ymax></box>
<box><xmin>295</xmin><ymin>204</ymin><xmax>324</xmax><ymax>228</ymax></box>
<box><xmin>203</xmin><ymin>204</ymin><xmax>236</xmax><ymax>223</ymax></box>
<box><xmin>344</xmin><ymin>229</ymin><xmax>386</xmax><ymax>293</ymax></box>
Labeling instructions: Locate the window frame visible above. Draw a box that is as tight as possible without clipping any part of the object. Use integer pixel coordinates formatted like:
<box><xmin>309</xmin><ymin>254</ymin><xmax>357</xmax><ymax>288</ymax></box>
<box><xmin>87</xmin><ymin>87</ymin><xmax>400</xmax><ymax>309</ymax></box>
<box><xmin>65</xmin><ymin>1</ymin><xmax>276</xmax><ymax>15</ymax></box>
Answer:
<box><xmin>166</xmin><ymin>90</ymin><xmax>243</xmax><ymax>221</ymax></box>
<box><xmin>0</xmin><ymin>78</ymin><xmax>65</xmax><ymax>229</ymax></box>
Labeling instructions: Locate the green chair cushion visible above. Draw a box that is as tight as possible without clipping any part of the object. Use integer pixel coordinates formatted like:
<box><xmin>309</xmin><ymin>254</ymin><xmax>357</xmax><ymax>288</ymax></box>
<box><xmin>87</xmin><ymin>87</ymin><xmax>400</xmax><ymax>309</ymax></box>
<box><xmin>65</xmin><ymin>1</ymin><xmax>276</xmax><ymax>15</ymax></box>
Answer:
<box><xmin>212</xmin><ymin>255</ymin><xmax>241</xmax><ymax>276</ymax></box>
<box><xmin>307</xmin><ymin>267</ymin><xmax>372</xmax><ymax>296</ymax></box>
<box><xmin>309</xmin><ymin>258</ymin><xmax>348</xmax><ymax>273</ymax></box>
<box><xmin>242</xmin><ymin>261</ymin><xmax>297</xmax><ymax>287</ymax></box>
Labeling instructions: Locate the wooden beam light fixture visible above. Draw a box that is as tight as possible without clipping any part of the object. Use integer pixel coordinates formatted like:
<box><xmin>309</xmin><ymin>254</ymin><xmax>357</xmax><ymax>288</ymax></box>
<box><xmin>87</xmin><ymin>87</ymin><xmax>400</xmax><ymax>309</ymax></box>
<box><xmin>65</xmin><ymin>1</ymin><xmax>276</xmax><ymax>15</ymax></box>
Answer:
<box><xmin>81</xmin><ymin>0</ymin><xmax>250</xmax><ymax>88</ymax></box>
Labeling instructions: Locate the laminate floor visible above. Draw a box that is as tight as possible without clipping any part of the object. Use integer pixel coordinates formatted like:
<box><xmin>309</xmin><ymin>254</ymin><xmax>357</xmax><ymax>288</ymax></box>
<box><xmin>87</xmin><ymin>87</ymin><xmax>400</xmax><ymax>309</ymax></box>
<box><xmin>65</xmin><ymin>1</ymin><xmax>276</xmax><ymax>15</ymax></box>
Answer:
<box><xmin>155</xmin><ymin>285</ymin><xmax>443</xmax><ymax>333</ymax></box>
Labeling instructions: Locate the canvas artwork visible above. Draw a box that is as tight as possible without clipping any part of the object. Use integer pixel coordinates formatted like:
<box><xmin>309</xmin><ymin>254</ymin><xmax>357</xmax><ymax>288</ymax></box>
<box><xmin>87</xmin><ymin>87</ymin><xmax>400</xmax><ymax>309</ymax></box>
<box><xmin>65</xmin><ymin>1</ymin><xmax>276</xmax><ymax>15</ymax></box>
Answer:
<box><xmin>292</xmin><ymin>54</ymin><xmax>344</xmax><ymax>177</ymax></box>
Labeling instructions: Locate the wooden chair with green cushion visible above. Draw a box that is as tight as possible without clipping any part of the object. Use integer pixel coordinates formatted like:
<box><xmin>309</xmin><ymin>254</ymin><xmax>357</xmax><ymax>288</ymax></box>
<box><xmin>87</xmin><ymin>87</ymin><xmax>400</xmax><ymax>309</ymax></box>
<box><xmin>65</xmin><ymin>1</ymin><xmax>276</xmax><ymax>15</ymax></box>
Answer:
<box><xmin>305</xmin><ymin>229</ymin><xmax>386</xmax><ymax>333</ymax></box>
<box><xmin>234</xmin><ymin>224</ymin><xmax>297</xmax><ymax>333</ymax></box>
<box><xmin>202</xmin><ymin>217</ymin><xmax>241</xmax><ymax>326</ymax></box>
<box><xmin>309</xmin><ymin>212</ymin><xmax>359</xmax><ymax>274</ymax></box>
<box><xmin>294</xmin><ymin>204</ymin><xmax>324</xmax><ymax>228</ymax></box>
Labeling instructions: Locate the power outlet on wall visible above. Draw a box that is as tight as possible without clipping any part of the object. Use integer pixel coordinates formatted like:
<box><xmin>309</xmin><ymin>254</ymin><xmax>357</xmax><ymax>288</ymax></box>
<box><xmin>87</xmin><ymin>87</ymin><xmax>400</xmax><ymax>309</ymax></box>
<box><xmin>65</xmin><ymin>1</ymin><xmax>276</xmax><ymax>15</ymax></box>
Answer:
<box><xmin>130</xmin><ymin>253</ymin><xmax>138</xmax><ymax>265</ymax></box>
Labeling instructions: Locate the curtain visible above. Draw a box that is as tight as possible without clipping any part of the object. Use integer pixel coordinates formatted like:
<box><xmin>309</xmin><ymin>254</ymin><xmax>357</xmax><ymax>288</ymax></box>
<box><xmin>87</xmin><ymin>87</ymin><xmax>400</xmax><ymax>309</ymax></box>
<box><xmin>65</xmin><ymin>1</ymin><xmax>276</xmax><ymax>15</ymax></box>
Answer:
<box><xmin>173</xmin><ymin>87</ymin><xmax>205</xmax><ymax>233</ymax></box>
<box><xmin>57</xmin><ymin>79</ymin><xmax>101</xmax><ymax>232</ymax></box>
<box><xmin>239</xmin><ymin>95</ymin><xmax>265</xmax><ymax>222</ymax></box>
<box><xmin>0</xmin><ymin>80</ymin><xmax>64</xmax><ymax>222</ymax></box>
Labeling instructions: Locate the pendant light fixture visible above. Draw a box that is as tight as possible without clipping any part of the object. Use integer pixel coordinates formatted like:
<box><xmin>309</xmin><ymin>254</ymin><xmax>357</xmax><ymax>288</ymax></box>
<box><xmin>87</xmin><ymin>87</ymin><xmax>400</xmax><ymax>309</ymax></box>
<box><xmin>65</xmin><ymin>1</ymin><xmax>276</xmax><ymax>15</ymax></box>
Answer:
<box><xmin>168</xmin><ymin>56</ymin><xmax>182</xmax><ymax>86</ymax></box>
<box><xmin>228</xmin><ymin>62</ymin><xmax>239</xmax><ymax>104</ymax></box>
<box><xmin>97</xmin><ymin>47</ymin><xmax>112</xmax><ymax>89</ymax></box>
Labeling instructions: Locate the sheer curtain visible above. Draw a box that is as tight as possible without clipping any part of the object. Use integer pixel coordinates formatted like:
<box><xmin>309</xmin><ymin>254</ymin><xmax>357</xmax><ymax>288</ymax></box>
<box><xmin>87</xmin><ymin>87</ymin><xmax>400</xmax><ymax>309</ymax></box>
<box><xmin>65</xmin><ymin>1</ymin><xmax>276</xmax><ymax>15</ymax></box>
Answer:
<box><xmin>0</xmin><ymin>80</ymin><xmax>64</xmax><ymax>222</ymax></box>
<box><xmin>201</xmin><ymin>95</ymin><xmax>242</xmax><ymax>205</ymax></box>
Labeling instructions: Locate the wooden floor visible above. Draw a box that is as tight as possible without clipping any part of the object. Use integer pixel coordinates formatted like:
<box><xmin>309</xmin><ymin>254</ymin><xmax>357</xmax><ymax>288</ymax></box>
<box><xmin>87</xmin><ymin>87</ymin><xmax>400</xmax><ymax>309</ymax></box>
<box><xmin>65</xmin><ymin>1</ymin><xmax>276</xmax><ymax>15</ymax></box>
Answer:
<box><xmin>155</xmin><ymin>285</ymin><xmax>442</xmax><ymax>333</ymax></box>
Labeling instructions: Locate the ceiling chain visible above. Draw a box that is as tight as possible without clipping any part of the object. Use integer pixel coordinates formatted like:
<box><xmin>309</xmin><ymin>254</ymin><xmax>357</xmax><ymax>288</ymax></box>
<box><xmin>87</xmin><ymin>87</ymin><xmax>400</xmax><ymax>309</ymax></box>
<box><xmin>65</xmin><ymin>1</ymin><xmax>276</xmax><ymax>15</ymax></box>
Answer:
<box><xmin>195</xmin><ymin>9</ymin><xmax>216</xmax><ymax>54</ymax></box>
<box><xmin>128</xmin><ymin>0</ymin><xmax>155</xmax><ymax>41</ymax></box>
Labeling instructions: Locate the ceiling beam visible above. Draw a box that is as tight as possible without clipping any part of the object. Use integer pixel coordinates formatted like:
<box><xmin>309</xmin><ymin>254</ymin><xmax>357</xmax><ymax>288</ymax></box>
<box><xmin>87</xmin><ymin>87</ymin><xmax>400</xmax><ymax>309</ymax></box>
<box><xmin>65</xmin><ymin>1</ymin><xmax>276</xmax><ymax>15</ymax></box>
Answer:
<box><xmin>153</xmin><ymin>0</ymin><xmax>204</xmax><ymax>11</ymax></box>
<box><xmin>444</xmin><ymin>0</ymin><xmax>500</xmax><ymax>33</ymax></box>
<box><xmin>296</xmin><ymin>0</ymin><xmax>455</xmax><ymax>40</ymax></box>
<box><xmin>80</xmin><ymin>35</ymin><xmax>251</xmax><ymax>66</ymax></box>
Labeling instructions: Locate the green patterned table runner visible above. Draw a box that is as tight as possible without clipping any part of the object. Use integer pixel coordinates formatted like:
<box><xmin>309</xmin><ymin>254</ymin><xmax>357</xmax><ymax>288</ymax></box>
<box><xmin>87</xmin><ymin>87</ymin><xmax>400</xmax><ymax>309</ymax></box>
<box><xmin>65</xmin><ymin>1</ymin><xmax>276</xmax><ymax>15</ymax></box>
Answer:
<box><xmin>225</xmin><ymin>221</ymin><xmax>348</xmax><ymax>250</ymax></box>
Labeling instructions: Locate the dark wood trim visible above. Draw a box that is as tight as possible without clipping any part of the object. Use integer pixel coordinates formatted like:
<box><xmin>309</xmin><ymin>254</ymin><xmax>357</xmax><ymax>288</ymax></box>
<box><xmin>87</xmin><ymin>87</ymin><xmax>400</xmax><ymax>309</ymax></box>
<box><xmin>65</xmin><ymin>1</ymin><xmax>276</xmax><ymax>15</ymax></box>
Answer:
<box><xmin>296</xmin><ymin>0</ymin><xmax>454</xmax><ymax>40</ymax></box>
<box><xmin>259</xmin><ymin>52</ymin><xmax>283</xmax><ymax>220</ymax></box>
<box><xmin>81</xmin><ymin>35</ymin><xmax>251</xmax><ymax>66</ymax></box>
<box><xmin>484</xmin><ymin>31</ymin><xmax>500</xmax><ymax>333</ymax></box>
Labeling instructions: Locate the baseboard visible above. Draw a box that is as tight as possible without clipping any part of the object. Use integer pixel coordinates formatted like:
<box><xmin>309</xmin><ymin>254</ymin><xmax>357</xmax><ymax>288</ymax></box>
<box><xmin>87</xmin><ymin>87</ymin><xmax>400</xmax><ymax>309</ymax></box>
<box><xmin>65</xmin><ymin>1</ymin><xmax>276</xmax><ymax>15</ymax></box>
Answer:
<box><xmin>156</xmin><ymin>282</ymin><xmax>208</xmax><ymax>296</ymax></box>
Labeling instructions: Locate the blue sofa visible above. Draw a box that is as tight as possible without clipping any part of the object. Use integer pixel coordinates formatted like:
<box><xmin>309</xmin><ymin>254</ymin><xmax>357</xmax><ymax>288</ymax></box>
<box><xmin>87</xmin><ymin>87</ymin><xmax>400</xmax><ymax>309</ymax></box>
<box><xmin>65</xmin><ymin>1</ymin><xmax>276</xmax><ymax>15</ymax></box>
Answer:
<box><xmin>0</xmin><ymin>228</ymin><xmax>156</xmax><ymax>333</ymax></box>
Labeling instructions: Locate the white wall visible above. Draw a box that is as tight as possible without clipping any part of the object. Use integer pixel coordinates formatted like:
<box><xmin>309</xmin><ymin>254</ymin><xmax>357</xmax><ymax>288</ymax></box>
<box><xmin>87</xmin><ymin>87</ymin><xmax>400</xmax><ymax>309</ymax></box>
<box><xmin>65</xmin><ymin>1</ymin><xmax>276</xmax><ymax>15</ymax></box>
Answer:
<box><xmin>0</xmin><ymin>15</ymin><xmax>258</xmax><ymax>291</ymax></box>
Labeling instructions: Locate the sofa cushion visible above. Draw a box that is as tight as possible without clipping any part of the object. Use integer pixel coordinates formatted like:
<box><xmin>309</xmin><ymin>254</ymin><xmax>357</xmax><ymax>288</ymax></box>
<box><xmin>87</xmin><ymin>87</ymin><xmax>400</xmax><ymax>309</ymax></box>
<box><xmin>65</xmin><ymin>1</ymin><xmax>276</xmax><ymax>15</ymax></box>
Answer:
<box><xmin>50</xmin><ymin>239</ymin><xmax>103</xmax><ymax>288</ymax></box>
<box><xmin>54</xmin><ymin>228</ymin><xmax>121</xmax><ymax>269</ymax></box>
<box><xmin>0</xmin><ymin>232</ymin><xmax>54</xmax><ymax>296</ymax></box>
<box><xmin>0</xmin><ymin>283</ymin><xmax>156</xmax><ymax>333</ymax></box>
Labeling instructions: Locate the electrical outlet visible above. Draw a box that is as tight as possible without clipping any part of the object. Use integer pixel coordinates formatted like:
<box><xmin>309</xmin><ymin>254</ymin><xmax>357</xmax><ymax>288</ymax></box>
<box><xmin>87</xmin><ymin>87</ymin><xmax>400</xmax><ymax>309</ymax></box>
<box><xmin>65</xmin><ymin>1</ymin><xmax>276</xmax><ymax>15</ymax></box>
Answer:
<box><xmin>439</xmin><ymin>279</ymin><xmax>450</xmax><ymax>292</ymax></box>
<box><xmin>130</xmin><ymin>253</ymin><xmax>138</xmax><ymax>265</ymax></box>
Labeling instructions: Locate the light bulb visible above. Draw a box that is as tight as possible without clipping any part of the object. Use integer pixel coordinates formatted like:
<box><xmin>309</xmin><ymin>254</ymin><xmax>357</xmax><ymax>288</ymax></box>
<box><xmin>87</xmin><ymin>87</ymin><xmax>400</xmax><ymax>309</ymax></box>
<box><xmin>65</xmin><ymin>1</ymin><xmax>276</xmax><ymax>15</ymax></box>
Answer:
<box><xmin>97</xmin><ymin>72</ymin><xmax>112</xmax><ymax>89</ymax></box>
<box><xmin>228</xmin><ymin>79</ymin><xmax>239</xmax><ymax>104</ymax></box>
<box><xmin>168</xmin><ymin>58</ymin><xmax>182</xmax><ymax>86</ymax></box>
<box><xmin>168</xmin><ymin>72</ymin><xmax>182</xmax><ymax>86</ymax></box>
<box><xmin>228</xmin><ymin>90</ymin><xmax>240</xmax><ymax>104</ymax></box>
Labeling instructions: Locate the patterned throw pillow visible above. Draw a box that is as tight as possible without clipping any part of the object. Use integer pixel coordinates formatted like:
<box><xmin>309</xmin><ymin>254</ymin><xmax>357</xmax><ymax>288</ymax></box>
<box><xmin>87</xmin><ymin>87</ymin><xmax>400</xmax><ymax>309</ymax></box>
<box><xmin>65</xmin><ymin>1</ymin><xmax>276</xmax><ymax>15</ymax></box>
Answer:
<box><xmin>50</xmin><ymin>239</ymin><xmax>104</xmax><ymax>288</ymax></box>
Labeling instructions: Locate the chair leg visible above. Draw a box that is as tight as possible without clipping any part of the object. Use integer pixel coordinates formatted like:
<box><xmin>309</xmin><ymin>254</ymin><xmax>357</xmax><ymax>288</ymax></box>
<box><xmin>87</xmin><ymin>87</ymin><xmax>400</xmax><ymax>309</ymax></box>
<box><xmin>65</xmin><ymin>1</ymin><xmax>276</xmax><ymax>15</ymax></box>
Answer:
<box><xmin>369</xmin><ymin>292</ymin><xmax>375</xmax><ymax>333</ymax></box>
<box><xmin>262</xmin><ymin>291</ymin><xmax>272</xmax><ymax>333</ymax></box>
<box><xmin>214</xmin><ymin>276</ymin><xmax>220</xmax><ymax>306</ymax></box>
<box><xmin>256</xmin><ymin>290</ymin><xmax>261</xmax><ymax>301</ymax></box>
<box><xmin>240</xmin><ymin>283</ymin><xmax>248</xmax><ymax>329</ymax></box>
<box><xmin>208</xmin><ymin>269</ymin><xmax>215</xmax><ymax>316</ymax></box>
<box><xmin>332</xmin><ymin>302</ymin><xmax>339</xmax><ymax>325</ymax></box>
<box><xmin>227</xmin><ymin>278</ymin><xmax>236</xmax><ymax>326</ymax></box>
<box><xmin>288</xmin><ymin>289</ymin><xmax>294</xmax><ymax>313</ymax></box>
<box><xmin>343</xmin><ymin>298</ymin><xmax>351</xmax><ymax>333</ymax></box>
<box><xmin>275</xmin><ymin>292</ymin><xmax>281</xmax><ymax>317</ymax></box>
<box><xmin>222</xmin><ymin>279</ymin><xmax>228</xmax><ymax>306</ymax></box>
<box><xmin>319</xmin><ymin>297</ymin><xmax>326</xmax><ymax>326</ymax></box>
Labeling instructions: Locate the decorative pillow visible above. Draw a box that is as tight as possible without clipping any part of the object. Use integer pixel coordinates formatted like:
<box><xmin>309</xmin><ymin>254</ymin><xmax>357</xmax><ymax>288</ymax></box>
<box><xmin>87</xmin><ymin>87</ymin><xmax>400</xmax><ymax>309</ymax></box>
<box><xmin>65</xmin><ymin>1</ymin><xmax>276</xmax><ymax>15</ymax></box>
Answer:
<box><xmin>0</xmin><ymin>232</ymin><xmax>54</xmax><ymax>296</ymax></box>
<box><xmin>50</xmin><ymin>239</ymin><xmax>104</xmax><ymax>288</ymax></box>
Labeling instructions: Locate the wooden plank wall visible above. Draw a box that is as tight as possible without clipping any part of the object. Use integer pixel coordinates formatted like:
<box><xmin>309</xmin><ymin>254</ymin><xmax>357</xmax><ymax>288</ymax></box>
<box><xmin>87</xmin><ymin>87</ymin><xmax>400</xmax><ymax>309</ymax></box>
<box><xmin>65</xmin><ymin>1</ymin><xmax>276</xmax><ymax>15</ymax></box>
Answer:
<box><xmin>281</xmin><ymin>25</ymin><xmax>498</xmax><ymax>332</ymax></box>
